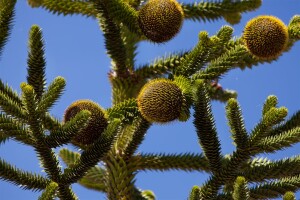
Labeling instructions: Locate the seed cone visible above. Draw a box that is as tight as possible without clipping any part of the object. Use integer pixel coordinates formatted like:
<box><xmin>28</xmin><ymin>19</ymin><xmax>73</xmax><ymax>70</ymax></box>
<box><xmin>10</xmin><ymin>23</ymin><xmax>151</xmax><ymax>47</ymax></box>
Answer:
<box><xmin>138</xmin><ymin>0</ymin><xmax>184</xmax><ymax>43</ymax></box>
<box><xmin>64</xmin><ymin>100</ymin><xmax>108</xmax><ymax>147</ymax></box>
<box><xmin>137</xmin><ymin>79</ymin><xmax>184</xmax><ymax>123</ymax></box>
<box><xmin>243</xmin><ymin>15</ymin><xmax>288</xmax><ymax>60</ymax></box>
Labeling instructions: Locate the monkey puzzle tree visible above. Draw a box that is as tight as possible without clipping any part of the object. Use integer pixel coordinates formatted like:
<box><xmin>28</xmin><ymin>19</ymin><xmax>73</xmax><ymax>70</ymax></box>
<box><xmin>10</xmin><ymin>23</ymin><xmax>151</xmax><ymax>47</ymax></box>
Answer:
<box><xmin>1</xmin><ymin>0</ymin><xmax>300</xmax><ymax>199</ymax></box>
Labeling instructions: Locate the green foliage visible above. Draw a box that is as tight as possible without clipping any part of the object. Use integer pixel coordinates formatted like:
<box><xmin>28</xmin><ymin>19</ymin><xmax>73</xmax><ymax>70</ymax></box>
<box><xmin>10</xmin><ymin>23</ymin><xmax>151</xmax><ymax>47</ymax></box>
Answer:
<box><xmin>95</xmin><ymin>0</ymin><xmax>128</xmax><ymax>76</ymax></box>
<box><xmin>183</xmin><ymin>0</ymin><xmax>262</xmax><ymax>24</ymax></box>
<box><xmin>189</xmin><ymin>185</ymin><xmax>201</xmax><ymax>200</ymax></box>
<box><xmin>27</xmin><ymin>25</ymin><xmax>47</xmax><ymax>100</ymax></box>
<box><xmin>59</xmin><ymin>148</ymin><xmax>106</xmax><ymax>192</ymax></box>
<box><xmin>38</xmin><ymin>182</ymin><xmax>58</xmax><ymax>200</ymax></box>
<box><xmin>226</xmin><ymin>98</ymin><xmax>248</xmax><ymax>150</ymax></box>
<box><xmin>132</xmin><ymin>152</ymin><xmax>210</xmax><ymax>172</ymax></box>
<box><xmin>29</xmin><ymin>0</ymin><xmax>97</xmax><ymax>17</ymax></box>
<box><xmin>232</xmin><ymin>176</ymin><xmax>250</xmax><ymax>200</ymax></box>
<box><xmin>44</xmin><ymin>110</ymin><xmax>91</xmax><ymax>148</ymax></box>
<box><xmin>0</xmin><ymin>158</ymin><xmax>50</xmax><ymax>191</ymax></box>
<box><xmin>193</xmin><ymin>80</ymin><xmax>222</xmax><ymax>174</ymax></box>
<box><xmin>283</xmin><ymin>191</ymin><xmax>296</xmax><ymax>200</ymax></box>
<box><xmin>0</xmin><ymin>0</ymin><xmax>16</xmax><ymax>58</ymax></box>
<box><xmin>1</xmin><ymin>1</ymin><xmax>300</xmax><ymax>200</ymax></box>
<box><xmin>37</xmin><ymin>76</ymin><xmax>66</xmax><ymax>114</ymax></box>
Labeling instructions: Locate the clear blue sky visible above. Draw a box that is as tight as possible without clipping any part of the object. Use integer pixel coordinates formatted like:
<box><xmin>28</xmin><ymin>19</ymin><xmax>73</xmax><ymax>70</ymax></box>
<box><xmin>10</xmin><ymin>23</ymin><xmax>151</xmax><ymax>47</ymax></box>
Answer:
<box><xmin>0</xmin><ymin>1</ymin><xmax>300</xmax><ymax>199</ymax></box>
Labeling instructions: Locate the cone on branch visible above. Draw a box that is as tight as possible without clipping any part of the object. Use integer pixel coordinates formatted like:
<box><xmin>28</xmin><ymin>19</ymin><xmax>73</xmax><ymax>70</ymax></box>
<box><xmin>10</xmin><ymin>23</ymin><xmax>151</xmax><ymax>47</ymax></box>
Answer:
<box><xmin>64</xmin><ymin>100</ymin><xmax>108</xmax><ymax>147</ymax></box>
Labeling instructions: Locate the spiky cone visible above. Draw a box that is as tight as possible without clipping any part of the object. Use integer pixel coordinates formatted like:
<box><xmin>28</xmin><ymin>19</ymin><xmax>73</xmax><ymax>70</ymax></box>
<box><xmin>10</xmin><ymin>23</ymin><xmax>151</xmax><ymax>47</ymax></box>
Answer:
<box><xmin>137</xmin><ymin>78</ymin><xmax>190</xmax><ymax>123</ymax></box>
<box><xmin>138</xmin><ymin>0</ymin><xmax>184</xmax><ymax>43</ymax></box>
<box><xmin>64</xmin><ymin>100</ymin><xmax>108</xmax><ymax>147</ymax></box>
<box><xmin>243</xmin><ymin>15</ymin><xmax>289</xmax><ymax>60</ymax></box>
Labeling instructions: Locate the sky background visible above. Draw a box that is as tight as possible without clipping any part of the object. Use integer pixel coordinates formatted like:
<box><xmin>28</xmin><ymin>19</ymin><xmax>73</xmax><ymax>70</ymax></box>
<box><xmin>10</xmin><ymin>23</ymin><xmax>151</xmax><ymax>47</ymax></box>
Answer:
<box><xmin>0</xmin><ymin>0</ymin><xmax>300</xmax><ymax>199</ymax></box>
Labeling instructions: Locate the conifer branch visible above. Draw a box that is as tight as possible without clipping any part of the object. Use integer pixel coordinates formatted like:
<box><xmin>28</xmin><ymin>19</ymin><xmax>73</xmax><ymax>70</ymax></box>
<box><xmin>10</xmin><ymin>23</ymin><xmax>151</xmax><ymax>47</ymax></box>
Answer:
<box><xmin>44</xmin><ymin>110</ymin><xmax>90</xmax><ymax>148</ymax></box>
<box><xmin>249</xmin><ymin>175</ymin><xmax>300</xmax><ymax>199</ymax></box>
<box><xmin>175</xmin><ymin>31</ymin><xmax>212</xmax><ymax>77</ymax></box>
<box><xmin>189</xmin><ymin>186</ymin><xmax>201</xmax><ymax>200</ymax></box>
<box><xmin>59</xmin><ymin>148</ymin><xmax>106</xmax><ymax>192</ymax></box>
<box><xmin>21</xmin><ymin>84</ymin><xmax>62</xmax><ymax>183</ymax></box>
<box><xmin>105</xmin><ymin>153</ymin><xmax>136</xmax><ymax>199</ymax></box>
<box><xmin>253</xmin><ymin>127</ymin><xmax>300</xmax><ymax>154</ymax></box>
<box><xmin>35</xmin><ymin>144</ymin><xmax>62</xmax><ymax>183</ymax></box>
<box><xmin>177</xmin><ymin>26</ymin><xmax>235</xmax><ymax>77</ymax></box>
<box><xmin>31</xmin><ymin>0</ymin><xmax>97</xmax><ymax>18</ymax></box>
<box><xmin>93</xmin><ymin>0</ymin><xmax>140</xmax><ymax>35</ymax></box>
<box><xmin>207</xmin><ymin>84</ymin><xmax>237</xmax><ymax>102</ymax></box>
<box><xmin>0</xmin><ymin>112</ymin><xmax>34</xmax><ymax>145</ymax></box>
<box><xmin>57</xmin><ymin>184</ymin><xmax>78</xmax><ymax>200</ymax></box>
<box><xmin>38</xmin><ymin>182</ymin><xmax>58</xmax><ymax>200</ymax></box>
<box><xmin>226</xmin><ymin>98</ymin><xmax>248</xmax><ymax>150</ymax></box>
<box><xmin>37</xmin><ymin>77</ymin><xmax>66</xmax><ymax>114</ymax></box>
<box><xmin>132</xmin><ymin>153</ymin><xmax>210</xmax><ymax>172</ymax></box>
<box><xmin>192</xmin><ymin>44</ymin><xmax>248</xmax><ymax>80</ymax></box>
<box><xmin>193</xmin><ymin>80</ymin><xmax>222</xmax><ymax>175</ymax></box>
<box><xmin>183</xmin><ymin>0</ymin><xmax>262</xmax><ymax>24</ymax></box>
<box><xmin>94</xmin><ymin>0</ymin><xmax>128</xmax><ymax>77</ymax></box>
<box><xmin>0</xmin><ymin>131</ymin><xmax>9</xmax><ymax>144</ymax></box>
<box><xmin>241</xmin><ymin>156</ymin><xmax>300</xmax><ymax>183</ymax></box>
<box><xmin>137</xmin><ymin>25</ymin><xmax>234</xmax><ymax>79</ymax></box>
<box><xmin>107</xmin><ymin>98</ymin><xmax>139</xmax><ymax>123</ymax></box>
<box><xmin>61</xmin><ymin>120</ymin><xmax>120</xmax><ymax>184</ymax></box>
<box><xmin>121</xmin><ymin>26</ymin><xmax>139</xmax><ymax>71</ymax></box>
<box><xmin>27</xmin><ymin>25</ymin><xmax>47</xmax><ymax>100</ymax></box>
<box><xmin>0</xmin><ymin>0</ymin><xmax>16</xmax><ymax>58</ymax></box>
<box><xmin>135</xmin><ymin>51</ymin><xmax>186</xmax><ymax>80</ymax></box>
<box><xmin>0</xmin><ymin>90</ymin><xmax>26</xmax><ymax>119</ymax></box>
<box><xmin>249</xmin><ymin>106</ymin><xmax>288</xmax><ymax>144</ymax></box>
<box><xmin>0</xmin><ymin>158</ymin><xmax>50</xmax><ymax>191</ymax></box>
<box><xmin>59</xmin><ymin>148</ymin><xmax>80</xmax><ymax>167</ymax></box>
<box><xmin>268</xmin><ymin>110</ymin><xmax>300</xmax><ymax>137</ymax></box>
<box><xmin>232</xmin><ymin>176</ymin><xmax>250</xmax><ymax>200</ymax></box>
<box><xmin>0</xmin><ymin>79</ymin><xmax>22</xmax><ymax>107</ymax></box>
<box><xmin>110</xmin><ymin>77</ymin><xmax>144</xmax><ymax>105</ymax></box>
<box><xmin>199</xmin><ymin>149</ymin><xmax>250</xmax><ymax>199</ymax></box>
<box><xmin>262</xmin><ymin>95</ymin><xmax>278</xmax><ymax>116</ymax></box>
<box><xmin>78</xmin><ymin>166</ymin><xmax>106</xmax><ymax>192</ymax></box>
<box><xmin>21</xmin><ymin>83</ymin><xmax>43</xmax><ymax>139</ymax></box>
<box><xmin>121</xmin><ymin>117</ymin><xmax>150</xmax><ymax>158</ymax></box>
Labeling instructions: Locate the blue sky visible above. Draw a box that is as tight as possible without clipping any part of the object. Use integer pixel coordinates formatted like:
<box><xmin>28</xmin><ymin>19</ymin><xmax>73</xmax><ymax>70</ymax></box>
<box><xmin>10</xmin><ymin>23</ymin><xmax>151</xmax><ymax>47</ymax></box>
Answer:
<box><xmin>0</xmin><ymin>1</ymin><xmax>300</xmax><ymax>199</ymax></box>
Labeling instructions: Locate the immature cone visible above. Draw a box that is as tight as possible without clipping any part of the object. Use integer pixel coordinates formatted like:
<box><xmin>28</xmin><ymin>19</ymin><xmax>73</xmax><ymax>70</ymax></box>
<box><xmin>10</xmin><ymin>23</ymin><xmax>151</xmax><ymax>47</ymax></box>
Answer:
<box><xmin>64</xmin><ymin>100</ymin><xmax>108</xmax><ymax>147</ymax></box>
<box><xmin>137</xmin><ymin>79</ymin><xmax>184</xmax><ymax>123</ymax></box>
<box><xmin>138</xmin><ymin>0</ymin><xmax>184</xmax><ymax>43</ymax></box>
<box><xmin>243</xmin><ymin>15</ymin><xmax>289</xmax><ymax>60</ymax></box>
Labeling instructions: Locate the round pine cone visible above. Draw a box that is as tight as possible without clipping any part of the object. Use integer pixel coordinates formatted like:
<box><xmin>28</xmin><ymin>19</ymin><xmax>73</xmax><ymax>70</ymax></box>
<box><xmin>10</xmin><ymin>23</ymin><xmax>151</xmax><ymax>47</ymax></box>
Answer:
<box><xmin>243</xmin><ymin>15</ymin><xmax>288</xmax><ymax>60</ymax></box>
<box><xmin>137</xmin><ymin>79</ymin><xmax>184</xmax><ymax>123</ymax></box>
<box><xmin>138</xmin><ymin>0</ymin><xmax>184</xmax><ymax>43</ymax></box>
<box><xmin>64</xmin><ymin>100</ymin><xmax>108</xmax><ymax>147</ymax></box>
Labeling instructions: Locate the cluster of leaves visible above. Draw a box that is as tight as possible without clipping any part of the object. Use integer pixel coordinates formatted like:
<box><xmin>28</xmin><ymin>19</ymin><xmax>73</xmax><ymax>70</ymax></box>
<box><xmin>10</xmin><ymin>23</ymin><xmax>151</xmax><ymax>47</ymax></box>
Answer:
<box><xmin>0</xmin><ymin>0</ymin><xmax>300</xmax><ymax>199</ymax></box>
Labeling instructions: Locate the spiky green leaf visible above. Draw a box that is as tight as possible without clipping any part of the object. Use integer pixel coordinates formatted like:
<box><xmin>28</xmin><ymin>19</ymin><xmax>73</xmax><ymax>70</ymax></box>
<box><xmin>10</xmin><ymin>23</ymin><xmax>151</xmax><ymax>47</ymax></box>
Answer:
<box><xmin>226</xmin><ymin>98</ymin><xmax>248</xmax><ymax>150</ymax></box>
<box><xmin>232</xmin><ymin>176</ymin><xmax>250</xmax><ymax>200</ymax></box>
<box><xmin>0</xmin><ymin>158</ymin><xmax>50</xmax><ymax>191</ymax></box>
<box><xmin>0</xmin><ymin>0</ymin><xmax>16</xmax><ymax>58</ymax></box>
<box><xmin>27</xmin><ymin>25</ymin><xmax>47</xmax><ymax>100</ymax></box>
<box><xmin>37</xmin><ymin>76</ymin><xmax>66</xmax><ymax>114</ymax></box>
<box><xmin>132</xmin><ymin>153</ymin><xmax>210</xmax><ymax>173</ymax></box>
<box><xmin>44</xmin><ymin>110</ymin><xmax>90</xmax><ymax>148</ymax></box>
<box><xmin>193</xmin><ymin>80</ymin><xmax>222</xmax><ymax>174</ymax></box>
<box><xmin>38</xmin><ymin>182</ymin><xmax>58</xmax><ymax>200</ymax></box>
